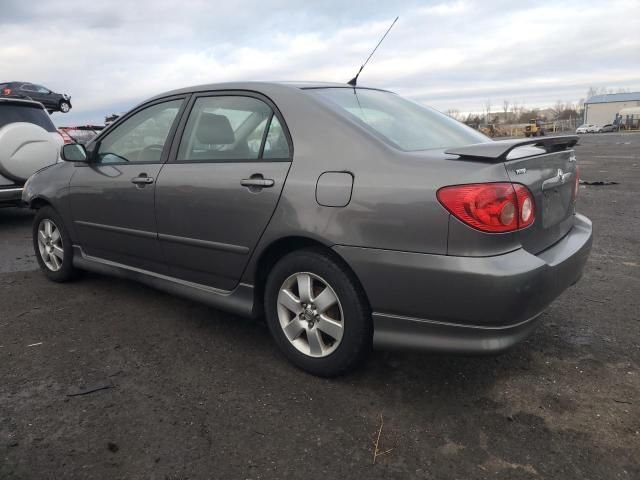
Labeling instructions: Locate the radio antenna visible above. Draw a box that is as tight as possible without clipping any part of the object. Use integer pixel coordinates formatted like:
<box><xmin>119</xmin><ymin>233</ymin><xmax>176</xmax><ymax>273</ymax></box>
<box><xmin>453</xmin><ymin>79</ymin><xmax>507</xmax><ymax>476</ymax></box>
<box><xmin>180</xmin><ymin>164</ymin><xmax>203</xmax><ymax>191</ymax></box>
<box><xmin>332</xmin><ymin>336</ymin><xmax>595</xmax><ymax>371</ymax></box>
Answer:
<box><xmin>347</xmin><ymin>16</ymin><xmax>398</xmax><ymax>87</ymax></box>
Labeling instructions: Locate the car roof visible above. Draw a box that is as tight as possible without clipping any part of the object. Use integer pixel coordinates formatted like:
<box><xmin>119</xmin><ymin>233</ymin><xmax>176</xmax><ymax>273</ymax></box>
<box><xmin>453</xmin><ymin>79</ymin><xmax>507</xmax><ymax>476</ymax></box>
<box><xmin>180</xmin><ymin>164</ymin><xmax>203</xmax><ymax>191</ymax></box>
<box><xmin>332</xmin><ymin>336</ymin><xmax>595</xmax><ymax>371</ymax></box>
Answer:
<box><xmin>0</xmin><ymin>97</ymin><xmax>46</xmax><ymax>109</ymax></box>
<box><xmin>149</xmin><ymin>81</ymin><xmax>391</xmax><ymax>101</ymax></box>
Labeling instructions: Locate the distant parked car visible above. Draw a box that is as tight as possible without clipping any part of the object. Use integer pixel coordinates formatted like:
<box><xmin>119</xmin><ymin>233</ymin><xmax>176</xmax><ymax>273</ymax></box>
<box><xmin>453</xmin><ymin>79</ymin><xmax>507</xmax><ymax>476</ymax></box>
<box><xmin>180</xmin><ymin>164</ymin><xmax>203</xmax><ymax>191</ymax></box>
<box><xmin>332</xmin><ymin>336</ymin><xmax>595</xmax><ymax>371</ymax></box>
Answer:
<box><xmin>0</xmin><ymin>98</ymin><xmax>62</xmax><ymax>207</ymax></box>
<box><xmin>576</xmin><ymin>124</ymin><xmax>597</xmax><ymax>134</ymax></box>
<box><xmin>0</xmin><ymin>81</ymin><xmax>72</xmax><ymax>114</ymax></box>
<box><xmin>598</xmin><ymin>124</ymin><xmax>617</xmax><ymax>133</ymax></box>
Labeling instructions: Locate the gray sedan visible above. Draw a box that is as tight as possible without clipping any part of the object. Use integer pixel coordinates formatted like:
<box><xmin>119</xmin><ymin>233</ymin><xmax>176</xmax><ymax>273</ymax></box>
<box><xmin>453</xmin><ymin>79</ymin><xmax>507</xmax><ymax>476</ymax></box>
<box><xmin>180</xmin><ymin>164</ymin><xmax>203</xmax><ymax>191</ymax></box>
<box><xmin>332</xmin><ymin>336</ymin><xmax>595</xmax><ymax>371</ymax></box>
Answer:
<box><xmin>23</xmin><ymin>82</ymin><xmax>592</xmax><ymax>376</ymax></box>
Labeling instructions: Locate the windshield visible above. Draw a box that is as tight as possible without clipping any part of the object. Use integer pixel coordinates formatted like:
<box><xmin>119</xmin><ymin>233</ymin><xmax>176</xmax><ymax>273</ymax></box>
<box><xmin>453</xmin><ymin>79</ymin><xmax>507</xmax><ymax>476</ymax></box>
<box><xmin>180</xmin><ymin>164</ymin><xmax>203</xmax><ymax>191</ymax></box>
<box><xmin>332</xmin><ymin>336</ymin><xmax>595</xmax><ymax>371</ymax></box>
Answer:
<box><xmin>308</xmin><ymin>88</ymin><xmax>489</xmax><ymax>151</ymax></box>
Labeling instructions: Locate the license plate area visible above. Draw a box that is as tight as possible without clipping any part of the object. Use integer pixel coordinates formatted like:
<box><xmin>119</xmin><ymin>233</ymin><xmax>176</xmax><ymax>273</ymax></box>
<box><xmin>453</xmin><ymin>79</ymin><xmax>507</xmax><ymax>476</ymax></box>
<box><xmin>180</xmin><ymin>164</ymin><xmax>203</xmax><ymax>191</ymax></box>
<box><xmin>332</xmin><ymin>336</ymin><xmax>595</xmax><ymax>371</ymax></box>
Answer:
<box><xmin>542</xmin><ymin>183</ymin><xmax>573</xmax><ymax>228</ymax></box>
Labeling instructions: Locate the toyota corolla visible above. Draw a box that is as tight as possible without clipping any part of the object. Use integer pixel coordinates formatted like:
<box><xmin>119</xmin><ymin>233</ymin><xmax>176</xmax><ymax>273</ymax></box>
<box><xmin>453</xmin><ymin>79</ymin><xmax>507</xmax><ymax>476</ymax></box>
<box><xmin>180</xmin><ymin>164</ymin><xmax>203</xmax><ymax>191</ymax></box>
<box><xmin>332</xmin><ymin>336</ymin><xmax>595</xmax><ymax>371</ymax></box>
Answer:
<box><xmin>23</xmin><ymin>82</ymin><xmax>592</xmax><ymax>376</ymax></box>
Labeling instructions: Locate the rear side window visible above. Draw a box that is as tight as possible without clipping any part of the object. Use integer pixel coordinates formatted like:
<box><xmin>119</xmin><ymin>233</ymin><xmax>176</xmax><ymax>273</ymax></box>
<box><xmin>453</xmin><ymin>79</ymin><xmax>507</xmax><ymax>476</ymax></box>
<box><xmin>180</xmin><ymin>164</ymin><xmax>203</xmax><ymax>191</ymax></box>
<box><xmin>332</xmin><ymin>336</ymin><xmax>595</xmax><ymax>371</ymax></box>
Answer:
<box><xmin>177</xmin><ymin>96</ymin><xmax>282</xmax><ymax>162</ymax></box>
<box><xmin>0</xmin><ymin>105</ymin><xmax>56</xmax><ymax>132</ymax></box>
<box><xmin>309</xmin><ymin>88</ymin><xmax>488</xmax><ymax>151</ymax></box>
<box><xmin>263</xmin><ymin>116</ymin><xmax>290</xmax><ymax>159</ymax></box>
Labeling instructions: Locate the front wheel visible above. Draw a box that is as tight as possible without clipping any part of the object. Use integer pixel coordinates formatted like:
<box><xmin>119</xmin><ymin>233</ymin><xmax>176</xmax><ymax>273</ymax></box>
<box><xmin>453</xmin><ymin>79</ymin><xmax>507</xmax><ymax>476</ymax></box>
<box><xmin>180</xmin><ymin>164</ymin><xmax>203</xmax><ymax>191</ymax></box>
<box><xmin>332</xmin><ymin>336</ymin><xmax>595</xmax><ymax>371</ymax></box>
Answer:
<box><xmin>264</xmin><ymin>248</ymin><xmax>372</xmax><ymax>376</ymax></box>
<box><xmin>59</xmin><ymin>101</ymin><xmax>71</xmax><ymax>113</ymax></box>
<box><xmin>33</xmin><ymin>206</ymin><xmax>77</xmax><ymax>282</ymax></box>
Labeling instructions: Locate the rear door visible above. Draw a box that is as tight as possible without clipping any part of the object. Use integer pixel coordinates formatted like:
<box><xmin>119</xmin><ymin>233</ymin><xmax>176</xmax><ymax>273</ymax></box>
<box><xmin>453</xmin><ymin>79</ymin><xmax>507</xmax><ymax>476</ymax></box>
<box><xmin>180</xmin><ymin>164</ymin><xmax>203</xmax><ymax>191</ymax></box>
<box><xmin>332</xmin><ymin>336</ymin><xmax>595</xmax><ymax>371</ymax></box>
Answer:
<box><xmin>505</xmin><ymin>147</ymin><xmax>578</xmax><ymax>254</ymax></box>
<box><xmin>155</xmin><ymin>92</ymin><xmax>292</xmax><ymax>290</ymax></box>
<box><xmin>68</xmin><ymin>97</ymin><xmax>187</xmax><ymax>273</ymax></box>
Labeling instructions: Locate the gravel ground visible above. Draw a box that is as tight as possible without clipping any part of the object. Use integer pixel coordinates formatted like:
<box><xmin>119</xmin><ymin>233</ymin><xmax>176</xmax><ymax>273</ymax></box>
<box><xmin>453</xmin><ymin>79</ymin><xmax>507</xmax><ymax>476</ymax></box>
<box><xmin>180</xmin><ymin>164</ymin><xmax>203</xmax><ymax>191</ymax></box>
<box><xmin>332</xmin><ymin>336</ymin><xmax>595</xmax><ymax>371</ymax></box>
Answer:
<box><xmin>1</xmin><ymin>133</ymin><xmax>639</xmax><ymax>479</ymax></box>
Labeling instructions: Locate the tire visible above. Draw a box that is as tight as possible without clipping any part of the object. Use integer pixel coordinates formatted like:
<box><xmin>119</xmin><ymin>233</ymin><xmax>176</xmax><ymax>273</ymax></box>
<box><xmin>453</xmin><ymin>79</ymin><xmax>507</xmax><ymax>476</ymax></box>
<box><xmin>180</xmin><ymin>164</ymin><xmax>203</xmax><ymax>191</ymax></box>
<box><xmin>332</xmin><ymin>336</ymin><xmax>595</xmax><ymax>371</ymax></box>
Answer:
<box><xmin>32</xmin><ymin>206</ymin><xmax>77</xmax><ymax>282</ymax></box>
<box><xmin>264</xmin><ymin>248</ymin><xmax>372</xmax><ymax>377</ymax></box>
<box><xmin>524</xmin><ymin>133</ymin><xmax>530</xmax><ymax>138</ymax></box>
<box><xmin>59</xmin><ymin>101</ymin><xmax>71</xmax><ymax>113</ymax></box>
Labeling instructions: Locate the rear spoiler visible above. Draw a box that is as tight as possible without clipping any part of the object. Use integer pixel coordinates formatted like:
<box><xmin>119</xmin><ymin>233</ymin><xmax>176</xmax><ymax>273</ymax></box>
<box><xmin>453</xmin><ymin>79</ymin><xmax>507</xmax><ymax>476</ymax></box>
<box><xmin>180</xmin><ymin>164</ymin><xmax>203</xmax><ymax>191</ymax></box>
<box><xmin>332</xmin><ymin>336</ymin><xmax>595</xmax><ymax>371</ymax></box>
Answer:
<box><xmin>445</xmin><ymin>135</ymin><xmax>578</xmax><ymax>162</ymax></box>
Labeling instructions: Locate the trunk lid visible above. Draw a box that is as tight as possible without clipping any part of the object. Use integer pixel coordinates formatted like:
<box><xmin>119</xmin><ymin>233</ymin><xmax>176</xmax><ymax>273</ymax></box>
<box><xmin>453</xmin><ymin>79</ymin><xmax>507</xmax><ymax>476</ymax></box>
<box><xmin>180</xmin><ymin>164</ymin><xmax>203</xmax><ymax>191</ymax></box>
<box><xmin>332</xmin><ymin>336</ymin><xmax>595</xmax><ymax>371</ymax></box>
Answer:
<box><xmin>505</xmin><ymin>146</ymin><xmax>577</xmax><ymax>254</ymax></box>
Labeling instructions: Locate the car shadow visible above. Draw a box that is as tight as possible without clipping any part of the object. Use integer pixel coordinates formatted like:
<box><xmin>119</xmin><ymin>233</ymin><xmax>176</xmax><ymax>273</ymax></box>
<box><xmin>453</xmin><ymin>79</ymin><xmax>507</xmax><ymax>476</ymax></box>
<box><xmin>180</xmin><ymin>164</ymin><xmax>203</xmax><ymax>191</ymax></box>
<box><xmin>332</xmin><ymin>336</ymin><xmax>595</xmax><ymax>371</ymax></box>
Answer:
<box><xmin>78</xmin><ymin>268</ymin><xmax>540</xmax><ymax>397</ymax></box>
<box><xmin>0</xmin><ymin>206</ymin><xmax>34</xmax><ymax>226</ymax></box>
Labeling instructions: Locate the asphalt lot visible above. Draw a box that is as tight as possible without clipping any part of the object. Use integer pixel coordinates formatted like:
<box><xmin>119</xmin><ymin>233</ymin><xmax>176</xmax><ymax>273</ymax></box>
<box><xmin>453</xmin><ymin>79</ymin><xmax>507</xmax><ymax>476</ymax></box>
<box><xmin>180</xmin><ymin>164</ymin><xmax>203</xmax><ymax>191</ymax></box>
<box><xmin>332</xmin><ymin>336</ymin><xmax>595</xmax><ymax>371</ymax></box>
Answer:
<box><xmin>1</xmin><ymin>133</ymin><xmax>639</xmax><ymax>479</ymax></box>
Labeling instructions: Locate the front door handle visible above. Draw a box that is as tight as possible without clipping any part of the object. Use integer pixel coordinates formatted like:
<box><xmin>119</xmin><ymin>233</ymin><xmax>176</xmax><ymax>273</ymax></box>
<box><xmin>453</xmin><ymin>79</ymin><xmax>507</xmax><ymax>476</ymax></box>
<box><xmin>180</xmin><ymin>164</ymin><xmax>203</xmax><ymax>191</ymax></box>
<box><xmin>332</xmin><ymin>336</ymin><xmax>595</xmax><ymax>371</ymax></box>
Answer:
<box><xmin>131</xmin><ymin>174</ymin><xmax>154</xmax><ymax>186</ymax></box>
<box><xmin>241</xmin><ymin>174</ymin><xmax>275</xmax><ymax>189</ymax></box>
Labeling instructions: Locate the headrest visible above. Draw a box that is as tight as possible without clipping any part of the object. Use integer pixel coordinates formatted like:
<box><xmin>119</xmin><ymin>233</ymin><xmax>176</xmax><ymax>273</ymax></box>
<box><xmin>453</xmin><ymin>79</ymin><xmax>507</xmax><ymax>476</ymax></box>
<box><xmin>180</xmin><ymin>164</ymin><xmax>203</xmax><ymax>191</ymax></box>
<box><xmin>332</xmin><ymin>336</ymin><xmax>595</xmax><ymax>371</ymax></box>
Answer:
<box><xmin>195</xmin><ymin>112</ymin><xmax>235</xmax><ymax>145</ymax></box>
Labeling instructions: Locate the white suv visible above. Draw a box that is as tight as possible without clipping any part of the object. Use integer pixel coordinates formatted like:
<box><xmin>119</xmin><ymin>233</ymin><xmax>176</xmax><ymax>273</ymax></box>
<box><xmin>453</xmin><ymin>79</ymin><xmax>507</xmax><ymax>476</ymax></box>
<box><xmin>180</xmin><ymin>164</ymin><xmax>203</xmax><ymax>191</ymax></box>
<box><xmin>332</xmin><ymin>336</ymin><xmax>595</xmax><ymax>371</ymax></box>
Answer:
<box><xmin>0</xmin><ymin>98</ymin><xmax>62</xmax><ymax>207</ymax></box>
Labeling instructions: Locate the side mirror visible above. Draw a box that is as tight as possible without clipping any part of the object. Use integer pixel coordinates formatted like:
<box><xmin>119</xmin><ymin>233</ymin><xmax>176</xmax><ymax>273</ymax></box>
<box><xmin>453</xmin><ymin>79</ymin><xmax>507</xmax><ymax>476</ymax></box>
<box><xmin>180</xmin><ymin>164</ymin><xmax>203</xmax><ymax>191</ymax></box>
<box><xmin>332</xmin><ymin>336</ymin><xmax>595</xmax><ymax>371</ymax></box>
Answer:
<box><xmin>61</xmin><ymin>143</ymin><xmax>88</xmax><ymax>162</ymax></box>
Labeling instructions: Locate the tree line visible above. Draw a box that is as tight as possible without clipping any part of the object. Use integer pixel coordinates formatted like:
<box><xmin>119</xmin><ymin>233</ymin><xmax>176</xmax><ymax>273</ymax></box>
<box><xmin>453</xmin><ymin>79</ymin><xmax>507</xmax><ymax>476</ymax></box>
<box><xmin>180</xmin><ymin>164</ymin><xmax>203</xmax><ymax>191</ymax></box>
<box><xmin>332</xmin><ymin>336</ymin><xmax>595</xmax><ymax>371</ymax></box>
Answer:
<box><xmin>446</xmin><ymin>87</ymin><xmax>632</xmax><ymax>126</ymax></box>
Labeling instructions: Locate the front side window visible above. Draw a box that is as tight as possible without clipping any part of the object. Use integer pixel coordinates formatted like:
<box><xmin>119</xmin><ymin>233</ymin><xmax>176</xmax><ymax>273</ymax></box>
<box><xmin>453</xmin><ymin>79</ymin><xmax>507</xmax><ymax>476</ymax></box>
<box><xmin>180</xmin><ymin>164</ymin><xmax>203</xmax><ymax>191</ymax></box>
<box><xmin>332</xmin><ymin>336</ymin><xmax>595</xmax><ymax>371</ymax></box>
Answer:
<box><xmin>97</xmin><ymin>99</ymin><xmax>183</xmax><ymax>164</ymax></box>
<box><xmin>308</xmin><ymin>88</ymin><xmax>489</xmax><ymax>151</ymax></box>
<box><xmin>177</xmin><ymin>96</ymin><xmax>275</xmax><ymax>162</ymax></box>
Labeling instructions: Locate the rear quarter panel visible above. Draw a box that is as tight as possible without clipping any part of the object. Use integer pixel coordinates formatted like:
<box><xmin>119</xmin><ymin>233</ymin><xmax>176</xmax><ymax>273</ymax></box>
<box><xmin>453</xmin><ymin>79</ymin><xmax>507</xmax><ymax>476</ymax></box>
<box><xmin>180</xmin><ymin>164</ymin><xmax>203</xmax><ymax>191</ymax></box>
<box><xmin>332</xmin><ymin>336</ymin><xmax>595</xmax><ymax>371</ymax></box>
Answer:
<box><xmin>240</xmin><ymin>86</ymin><xmax>514</xmax><ymax>283</ymax></box>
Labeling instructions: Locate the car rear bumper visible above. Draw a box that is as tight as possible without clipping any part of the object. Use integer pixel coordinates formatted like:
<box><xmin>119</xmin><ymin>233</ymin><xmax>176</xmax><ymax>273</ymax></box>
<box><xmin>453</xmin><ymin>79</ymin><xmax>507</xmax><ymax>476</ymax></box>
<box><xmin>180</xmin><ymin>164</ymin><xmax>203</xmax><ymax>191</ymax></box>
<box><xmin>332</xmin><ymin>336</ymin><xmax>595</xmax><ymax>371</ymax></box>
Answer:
<box><xmin>333</xmin><ymin>213</ymin><xmax>593</xmax><ymax>353</ymax></box>
<box><xmin>0</xmin><ymin>186</ymin><xmax>24</xmax><ymax>206</ymax></box>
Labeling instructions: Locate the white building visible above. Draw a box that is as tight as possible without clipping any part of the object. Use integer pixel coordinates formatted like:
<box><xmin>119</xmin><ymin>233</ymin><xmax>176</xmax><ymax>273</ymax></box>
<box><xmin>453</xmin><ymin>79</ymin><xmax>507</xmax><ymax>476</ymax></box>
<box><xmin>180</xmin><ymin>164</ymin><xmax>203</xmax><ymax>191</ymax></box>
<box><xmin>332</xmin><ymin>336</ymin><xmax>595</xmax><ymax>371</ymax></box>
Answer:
<box><xmin>584</xmin><ymin>92</ymin><xmax>640</xmax><ymax>126</ymax></box>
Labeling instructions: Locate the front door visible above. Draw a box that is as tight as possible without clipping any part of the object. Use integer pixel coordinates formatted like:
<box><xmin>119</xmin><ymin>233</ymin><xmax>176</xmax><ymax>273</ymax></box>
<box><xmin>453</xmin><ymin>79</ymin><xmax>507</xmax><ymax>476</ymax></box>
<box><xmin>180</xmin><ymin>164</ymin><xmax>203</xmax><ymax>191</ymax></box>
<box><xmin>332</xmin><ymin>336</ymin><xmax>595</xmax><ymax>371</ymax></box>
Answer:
<box><xmin>68</xmin><ymin>97</ymin><xmax>186</xmax><ymax>273</ymax></box>
<box><xmin>155</xmin><ymin>93</ymin><xmax>292</xmax><ymax>290</ymax></box>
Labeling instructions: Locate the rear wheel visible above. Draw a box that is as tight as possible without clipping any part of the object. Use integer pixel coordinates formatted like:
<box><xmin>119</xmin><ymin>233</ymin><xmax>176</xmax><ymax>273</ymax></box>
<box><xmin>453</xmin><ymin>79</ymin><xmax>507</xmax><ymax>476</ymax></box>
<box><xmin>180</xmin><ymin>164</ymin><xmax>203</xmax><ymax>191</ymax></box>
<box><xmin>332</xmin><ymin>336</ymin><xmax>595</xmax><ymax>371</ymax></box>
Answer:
<box><xmin>33</xmin><ymin>206</ymin><xmax>77</xmax><ymax>282</ymax></box>
<box><xmin>264</xmin><ymin>248</ymin><xmax>372</xmax><ymax>376</ymax></box>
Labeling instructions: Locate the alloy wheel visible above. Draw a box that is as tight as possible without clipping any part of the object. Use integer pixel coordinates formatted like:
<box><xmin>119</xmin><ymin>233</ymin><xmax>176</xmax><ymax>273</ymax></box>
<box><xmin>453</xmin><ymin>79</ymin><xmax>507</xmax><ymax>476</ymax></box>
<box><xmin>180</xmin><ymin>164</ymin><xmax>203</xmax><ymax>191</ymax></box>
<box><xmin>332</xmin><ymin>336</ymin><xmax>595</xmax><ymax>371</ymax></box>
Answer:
<box><xmin>276</xmin><ymin>272</ymin><xmax>344</xmax><ymax>358</ymax></box>
<box><xmin>37</xmin><ymin>218</ymin><xmax>64</xmax><ymax>271</ymax></box>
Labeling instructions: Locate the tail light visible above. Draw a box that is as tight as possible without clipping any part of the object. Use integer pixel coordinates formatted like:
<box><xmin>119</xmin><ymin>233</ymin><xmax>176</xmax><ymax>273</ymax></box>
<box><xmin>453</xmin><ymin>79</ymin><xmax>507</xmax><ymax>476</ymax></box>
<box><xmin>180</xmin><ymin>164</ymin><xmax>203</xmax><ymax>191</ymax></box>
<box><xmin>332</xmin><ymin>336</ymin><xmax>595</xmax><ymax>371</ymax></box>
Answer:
<box><xmin>1</xmin><ymin>87</ymin><xmax>11</xmax><ymax>96</ymax></box>
<box><xmin>58</xmin><ymin>130</ymin><xmax>73</xmax><ymax>145</ymax></box>
<box><xmin>437</xmin><ymin>182</ymin><xmax>535</xmax><ymax>233</ymax></box>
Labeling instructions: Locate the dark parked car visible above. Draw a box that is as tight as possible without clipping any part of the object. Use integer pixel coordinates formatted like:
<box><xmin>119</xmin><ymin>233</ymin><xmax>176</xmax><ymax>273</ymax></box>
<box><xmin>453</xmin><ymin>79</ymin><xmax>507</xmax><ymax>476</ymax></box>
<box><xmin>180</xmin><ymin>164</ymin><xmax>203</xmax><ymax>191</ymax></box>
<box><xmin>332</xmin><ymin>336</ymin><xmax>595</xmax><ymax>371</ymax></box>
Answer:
<box><xmin>0</xmin><ymin>81</ymin><xmax>72</xmax><ymax>113</ymax></box>
<box><xmin>598</xmin><ymin>124</ymin><xmax>617</xmax><ymax>133</ymax></box>
<box><xmin>22</xmin><ymin>82</ymin><xmax>592</xmax><ymax>376</ymax></box>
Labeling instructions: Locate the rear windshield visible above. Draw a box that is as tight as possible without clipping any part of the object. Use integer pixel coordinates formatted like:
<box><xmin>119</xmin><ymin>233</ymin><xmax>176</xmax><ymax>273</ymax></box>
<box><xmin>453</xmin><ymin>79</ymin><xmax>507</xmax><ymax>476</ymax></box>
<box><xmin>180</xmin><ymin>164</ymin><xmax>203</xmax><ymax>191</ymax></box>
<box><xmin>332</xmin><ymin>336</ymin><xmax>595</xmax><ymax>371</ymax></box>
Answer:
<box><xmin>0</xmin><ymin>104</ymin><xmax>56</xmax><ymax>132</ymax></box>
<box><xmin>308</xmin><ymin>88</ymin><xmax>489</xmax><ymax>151</ymax></box>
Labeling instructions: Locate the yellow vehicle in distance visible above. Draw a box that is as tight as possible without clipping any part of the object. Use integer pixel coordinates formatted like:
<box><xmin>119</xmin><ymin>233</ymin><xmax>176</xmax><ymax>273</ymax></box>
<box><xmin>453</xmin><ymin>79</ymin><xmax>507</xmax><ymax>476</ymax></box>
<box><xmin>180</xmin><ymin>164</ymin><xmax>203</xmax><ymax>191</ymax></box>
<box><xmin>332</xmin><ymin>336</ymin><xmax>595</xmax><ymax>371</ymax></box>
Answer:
<box><xmin>524</xmin><ymin>119</ymin><xmax>546</xmax><ymax>137</ymax></box>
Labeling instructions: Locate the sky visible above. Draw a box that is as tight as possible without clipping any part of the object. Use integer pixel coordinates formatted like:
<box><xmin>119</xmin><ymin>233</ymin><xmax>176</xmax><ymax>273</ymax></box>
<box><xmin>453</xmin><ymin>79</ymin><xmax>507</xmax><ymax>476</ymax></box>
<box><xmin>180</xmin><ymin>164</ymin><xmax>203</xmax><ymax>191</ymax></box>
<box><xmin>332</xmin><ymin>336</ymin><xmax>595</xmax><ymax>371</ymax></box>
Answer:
<box><xmin>1</xmin><ymin>0</ymin><xmax>639</xmax><ymax>125</ymax></box>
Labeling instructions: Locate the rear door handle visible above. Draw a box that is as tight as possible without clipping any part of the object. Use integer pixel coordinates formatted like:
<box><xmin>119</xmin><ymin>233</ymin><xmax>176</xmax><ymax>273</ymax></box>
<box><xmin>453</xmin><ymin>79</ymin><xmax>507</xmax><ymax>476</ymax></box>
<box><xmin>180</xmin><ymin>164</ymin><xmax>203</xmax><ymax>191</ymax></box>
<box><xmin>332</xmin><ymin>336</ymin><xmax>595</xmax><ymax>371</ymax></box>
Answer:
<box><xmin>131</xmin><ymin>174</ymin><xmax>154</xmax><ymax>185</ymax></box>
<box><xmin>241</xmin><ymin>176</ymin><xmax>275</xmax><ymax>188</ymax></box>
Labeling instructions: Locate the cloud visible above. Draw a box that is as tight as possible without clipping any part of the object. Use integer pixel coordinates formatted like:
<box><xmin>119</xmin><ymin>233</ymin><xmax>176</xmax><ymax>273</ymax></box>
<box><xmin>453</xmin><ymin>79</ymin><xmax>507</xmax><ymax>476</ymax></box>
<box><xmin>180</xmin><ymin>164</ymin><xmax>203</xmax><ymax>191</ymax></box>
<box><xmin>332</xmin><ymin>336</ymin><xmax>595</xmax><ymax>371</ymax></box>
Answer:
<box><xmin>416</xmin><ymin>1</ymin><xmax>469</xmax><ymax>15</ymax></box>
<box><xmin>1</xmin><ymin>0</ymin><xmax>637</xmax><ymax>124</ymax></box>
